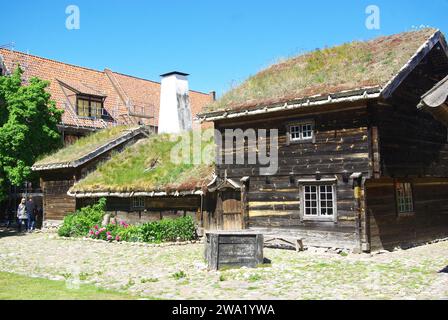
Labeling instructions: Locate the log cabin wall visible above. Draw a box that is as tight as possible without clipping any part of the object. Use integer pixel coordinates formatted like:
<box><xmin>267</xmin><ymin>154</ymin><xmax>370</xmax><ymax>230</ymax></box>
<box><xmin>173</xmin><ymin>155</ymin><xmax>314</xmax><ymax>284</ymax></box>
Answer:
<box><xmin>365</xmin><ymin>102</ymin><xmax>448</xmax><ymax>250</ymax></box>
<box><xmin>364</xmin><ymin>42</ymin><xmax>448</xmax><ymax>251</ymax></box>
<box><xmin>39</xmin><ymin>132</ymin><xmax>147</xmax><ymax>222</ymax></box>
<box><xmin>40</xmin><ymin>169</ymin><xmax>77</xmax><ymax>221</ymax></box>
<box><xmin>214</xmin><ymin>104</ymin><xmax>372</xmax><ymax>250</ymax></box>
<box><xmin>365</xmin><ymin>178</ymin><xmax>448</xmax><ymax>251</ymax></box>
<box><xmin>76</xmin><ymin>195</ymin><xmax>208</xmax><ymax>226</ymax></box>
<box><xmin>370</xmin><ymin>102</ymin><xmax>448</xmax><ymax>177</ymax></box>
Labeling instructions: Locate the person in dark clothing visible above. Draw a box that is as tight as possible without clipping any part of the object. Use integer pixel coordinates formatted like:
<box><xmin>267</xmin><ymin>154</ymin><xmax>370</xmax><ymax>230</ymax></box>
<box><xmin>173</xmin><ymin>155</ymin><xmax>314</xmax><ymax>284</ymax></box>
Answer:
<box><xmin>26</xmin><ymin>197</ymin><xmax>36</xmax><ymax>232</ymax></box>
<box><xmin>6</xmin><ymin>209</ymin><xmax>15</xmax><ymax>229</ymax></box>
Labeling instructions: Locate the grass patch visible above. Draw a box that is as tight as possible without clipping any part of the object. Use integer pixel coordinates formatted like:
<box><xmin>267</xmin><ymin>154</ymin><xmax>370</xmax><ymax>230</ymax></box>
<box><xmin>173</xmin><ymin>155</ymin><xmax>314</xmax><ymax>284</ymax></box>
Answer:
<box><xmin>35</xmin><ymin>125</ymin><xmax>137</xmax><ymax>166</ymax></box>
<box><xmin>248</xmin><ymin>274</ymin><xmax>262</xmax><ymax>282</ymax></box>
<box><xmin>257</xmin><ymin>263</ymin><xmax>272</xmax><ymax>268</ymax></box>
<box><xmin>71</xmin><ymin>130</ymin><xmax>214</xmax><ymax>193</ymax></box>
<box><xmin>172</xmin><ymin>271</ymin><xmax>187</xmax><ymax>280</ymax></box>
<box><xmin>0</xmin><ymin>272</ymin><xmax>135</xmax><ymax>300</ymax></box>
<box><xmin>141</xmin><ymin>277</ymin><xmax>159</xmax><ymax>283</ymax></box>
<box><xmin>120</xmin><ymin>278</ymin><xmax>136</xmax><ymax>291</ymax></box>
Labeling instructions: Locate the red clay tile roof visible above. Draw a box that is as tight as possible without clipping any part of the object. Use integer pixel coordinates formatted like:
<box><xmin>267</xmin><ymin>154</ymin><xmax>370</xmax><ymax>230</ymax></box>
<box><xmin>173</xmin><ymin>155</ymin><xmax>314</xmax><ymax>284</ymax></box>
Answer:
<box><xmin>0</xmin><ymin>49</ymin><xmax>214</xmax><ymax>130</ymax></box>
<box><xmin>57</xmin><ymin>78</ymin><xmax>107</xmax><ymax>97</ymax></box>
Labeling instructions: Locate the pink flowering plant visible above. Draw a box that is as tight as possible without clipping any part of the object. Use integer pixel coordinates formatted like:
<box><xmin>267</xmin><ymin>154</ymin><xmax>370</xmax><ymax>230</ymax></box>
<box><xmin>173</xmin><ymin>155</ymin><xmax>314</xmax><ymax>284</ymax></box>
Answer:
<box><xmin>87</xmin><ymin>219</ymin><xmax>129</xmax><ymax>242</ymax></box>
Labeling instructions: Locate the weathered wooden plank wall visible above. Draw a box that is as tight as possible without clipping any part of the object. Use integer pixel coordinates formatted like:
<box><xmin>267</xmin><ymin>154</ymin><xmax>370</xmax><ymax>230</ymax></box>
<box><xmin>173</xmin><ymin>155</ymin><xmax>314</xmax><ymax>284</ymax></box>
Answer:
<box><xmin>76</xmin><ymin>195</ymin><xmax>203</xmax><ymax>225</ymax></box>
<box><xmin>365</xmin><ymin>178</ymin><xmax>448</xmax><ymax>251</ymax></box>
<box><xmin>370</xmin><ymin>102</ymin><xmax>448</xmax><ymax>178</ymax></box>
<box><xmin>42</xmin><ymin>179</ymin><xmax>76</xmax><ymax>220</ymax></box>
<box><xmin>214</xmin><ymin>106</ymin><xmax>371</xmax><ymax>249</ymax></box>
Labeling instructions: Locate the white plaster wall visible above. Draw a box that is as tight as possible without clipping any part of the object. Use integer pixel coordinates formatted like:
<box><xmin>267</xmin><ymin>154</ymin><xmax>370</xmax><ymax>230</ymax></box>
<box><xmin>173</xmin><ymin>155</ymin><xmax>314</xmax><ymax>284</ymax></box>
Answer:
<box><xmin>158</xmin><ymin>74</ymin><xmax>192</xmax><ymax>134</ymax></box>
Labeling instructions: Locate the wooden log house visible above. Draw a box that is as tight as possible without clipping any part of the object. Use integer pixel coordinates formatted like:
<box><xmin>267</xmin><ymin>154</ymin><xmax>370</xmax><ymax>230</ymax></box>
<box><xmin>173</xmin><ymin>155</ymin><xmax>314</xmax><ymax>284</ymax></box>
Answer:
<box><xmin>67</xmin><ymin>132</ymin><xmax>216</xmax><ymax>227</ymax></box>
<box><xmin>198</xmin><ymin>28</ymin><xmax>448</xmax><ymax>252</ymax></box>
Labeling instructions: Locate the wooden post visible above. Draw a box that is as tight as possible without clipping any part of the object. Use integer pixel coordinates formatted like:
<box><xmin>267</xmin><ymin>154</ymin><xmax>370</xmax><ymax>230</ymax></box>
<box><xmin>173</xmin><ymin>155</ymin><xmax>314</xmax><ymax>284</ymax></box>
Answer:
<box><xmin>370</xmin><ymin>126</ymin><xmax>381</xmax><ymax>179</ymax></box>
<box><xmin>353</xmin><ymin>177</ymin><xmax>363</xmax><ymax>253</ymax></box>
<box><xmin>241</xmin><ymin>183</ymin><xmax>248</xmax><ymax>230</ymax></box>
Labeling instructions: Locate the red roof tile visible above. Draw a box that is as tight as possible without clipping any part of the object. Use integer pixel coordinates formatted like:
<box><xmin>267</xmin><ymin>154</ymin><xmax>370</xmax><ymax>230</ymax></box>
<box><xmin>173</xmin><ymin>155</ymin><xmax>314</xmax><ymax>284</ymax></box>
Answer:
<box><xmin>0</xmin><ymin>49</ymin><xmax>213</xmax><ymax>130</ymax></box>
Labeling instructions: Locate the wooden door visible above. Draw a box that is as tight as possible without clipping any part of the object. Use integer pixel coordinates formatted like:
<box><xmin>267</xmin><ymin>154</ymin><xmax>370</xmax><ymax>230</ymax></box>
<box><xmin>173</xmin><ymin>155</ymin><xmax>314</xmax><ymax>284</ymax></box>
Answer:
<box><xmin>218</xmin><ymin>190</ymin><xmax>242</xmax><ymax>230</ymax></box>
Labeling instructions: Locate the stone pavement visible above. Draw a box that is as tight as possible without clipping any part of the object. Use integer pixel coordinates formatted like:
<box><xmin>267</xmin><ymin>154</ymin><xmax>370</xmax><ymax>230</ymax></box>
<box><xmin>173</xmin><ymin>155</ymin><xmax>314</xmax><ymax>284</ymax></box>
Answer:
<box><xmin>0</xmin><ymin>230</ymin><xmax>447</xmax><ymax>300</ymax></box>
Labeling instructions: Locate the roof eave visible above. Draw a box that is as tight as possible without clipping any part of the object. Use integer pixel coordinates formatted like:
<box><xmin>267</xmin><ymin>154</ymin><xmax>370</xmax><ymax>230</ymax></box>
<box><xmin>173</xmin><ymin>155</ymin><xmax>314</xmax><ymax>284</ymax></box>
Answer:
<box><xmin>67</xmin><ymin>189</ymin><xmax>205</xmax><ymax>198</ymax></box>
<box><xmin>199</xmin><ymin>87</ymin><xmax>382</xmax><ymax>122</ymax></box>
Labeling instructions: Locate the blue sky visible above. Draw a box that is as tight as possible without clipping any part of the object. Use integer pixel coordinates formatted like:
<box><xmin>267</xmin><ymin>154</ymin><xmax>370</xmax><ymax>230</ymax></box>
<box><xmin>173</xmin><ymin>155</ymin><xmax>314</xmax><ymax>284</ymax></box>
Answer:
<box><xmin>1</xmin><ymin>0</ymin><xmax>448</xmax><ymax>96</ymax></box>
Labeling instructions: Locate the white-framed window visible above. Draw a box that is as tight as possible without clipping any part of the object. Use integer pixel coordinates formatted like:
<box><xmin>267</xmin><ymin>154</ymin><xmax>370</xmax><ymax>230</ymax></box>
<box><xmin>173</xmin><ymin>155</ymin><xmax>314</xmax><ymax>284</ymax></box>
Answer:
<box><xmin>131</xmin><ymin>197</ymin><xmax>145</xmax><ymax>210</ymax></box>
<box><xmin>289</xmin><ymin>122</ymin><xmax>314</xmax><ymax>142</ymax></box>
<box><xmin>303</xmin><ymin>184</ymin><xmax>336</xmax><ymax>219</ymax></box>
<box><xmin>395</xmin><ymin>182</ymin><xmax>414</xmax><ymax>214</ymax></box>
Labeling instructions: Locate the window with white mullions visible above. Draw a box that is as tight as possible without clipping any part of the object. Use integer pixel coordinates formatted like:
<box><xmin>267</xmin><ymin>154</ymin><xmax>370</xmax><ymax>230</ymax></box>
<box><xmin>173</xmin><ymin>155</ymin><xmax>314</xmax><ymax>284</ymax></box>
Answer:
<box><xmin>304</xmin><ymin>185</ymin><xmax>318</xmax><ymax>216</ymax></box>
<box><xmin>289</xmin><ymin>122</ymin><xmax>314</xmax><ymax>142</ymax></box>
<box><xmin>301</xmin><ymin>123</ymin><xmax>313</xmax><ymax>139</ymax></box>
<box><xmin>395</xmin><ymin>182</ymin><xmax>414</xmax><ymax>214</ymax></box>
<box><xmin>290</xmin><ymin>125</ymin><xmax>301</xmax><ymax>141</ymax></box>
<box><xmin>304</xmin><ymin>184</ymin><xmax>335</xmax><ymax>218</ymax></box>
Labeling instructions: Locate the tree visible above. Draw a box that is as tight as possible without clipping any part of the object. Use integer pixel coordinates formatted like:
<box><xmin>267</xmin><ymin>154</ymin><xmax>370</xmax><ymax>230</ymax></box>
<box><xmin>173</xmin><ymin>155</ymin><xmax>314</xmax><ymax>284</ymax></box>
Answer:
<box><xmin>0</xmin><ymin>67</ymin><xmax>63</xmax><ymax>200</ymax></box>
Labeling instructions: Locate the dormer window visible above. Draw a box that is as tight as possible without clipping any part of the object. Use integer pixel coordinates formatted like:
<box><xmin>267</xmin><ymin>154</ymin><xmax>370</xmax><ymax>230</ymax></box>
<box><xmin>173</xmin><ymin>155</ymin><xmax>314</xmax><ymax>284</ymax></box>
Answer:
<box><xmin>76</xmin><ymin>96</ymin><xmax>104</xmax><ymax>118</ymax></box>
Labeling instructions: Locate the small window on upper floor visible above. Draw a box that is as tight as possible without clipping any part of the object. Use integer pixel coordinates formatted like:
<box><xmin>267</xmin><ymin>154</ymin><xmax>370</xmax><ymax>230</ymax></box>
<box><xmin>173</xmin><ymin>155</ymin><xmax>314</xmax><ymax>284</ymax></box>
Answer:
<box><xmin>288</xmin><ymin>121</ymin><xmax>314</xmax><ymax>142</ymax></box>
<box><xmin>76</xmin><ymin>96</ymin><xmax>104</xmax><ymax>119</ymax></box>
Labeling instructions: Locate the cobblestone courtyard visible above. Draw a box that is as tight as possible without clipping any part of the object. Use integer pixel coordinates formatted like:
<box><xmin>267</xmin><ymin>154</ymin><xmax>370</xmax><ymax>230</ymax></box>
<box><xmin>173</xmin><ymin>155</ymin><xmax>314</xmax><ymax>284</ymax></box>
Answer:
<box><xmin>0</xmin><ymin>230</ymin><xmax>447</xmax><ymax>300</ymax></box>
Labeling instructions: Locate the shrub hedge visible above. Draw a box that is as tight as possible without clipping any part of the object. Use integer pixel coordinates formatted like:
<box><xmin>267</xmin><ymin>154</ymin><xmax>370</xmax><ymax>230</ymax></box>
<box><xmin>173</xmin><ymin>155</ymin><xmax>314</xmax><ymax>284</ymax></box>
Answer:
<box><xmin>58</xmin><ymin>198</ymin><xmax>106</xmax><ymax>237</ymax></box>
<box><xmin>58</xmin><ymin>198</ymin><xmax>197</xmax><ymax>243</ymax></box>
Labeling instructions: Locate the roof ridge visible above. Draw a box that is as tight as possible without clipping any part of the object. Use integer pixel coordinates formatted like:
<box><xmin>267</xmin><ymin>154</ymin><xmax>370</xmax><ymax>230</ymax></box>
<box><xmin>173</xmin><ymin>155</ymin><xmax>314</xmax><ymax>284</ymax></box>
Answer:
<box><xmin>0</xmin><ymin>48</ymin><xmax>106</xmax><ymax>75</ymax></box>
<box><xmin>0</xmin><ymin>48</ymin><xmax>212</xmax><ymax>96</ymax></box>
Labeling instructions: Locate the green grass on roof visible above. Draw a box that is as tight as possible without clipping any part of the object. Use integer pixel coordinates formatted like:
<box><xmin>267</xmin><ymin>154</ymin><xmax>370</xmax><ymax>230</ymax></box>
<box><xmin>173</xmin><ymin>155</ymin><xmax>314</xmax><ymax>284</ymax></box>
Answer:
<box><xmin>204</xmin><ymin>28</ymin><xmax>437</xmax><ymax>113</ymax></box>
<box><xmin>70</xmin><ymin>131</ymin><xmax>214</xmax><ymax>193</ymax></box>
<box><xmin>34</xmin><ymin>125</ymin><xmax>138</xmax><ymax>166</ymax></box>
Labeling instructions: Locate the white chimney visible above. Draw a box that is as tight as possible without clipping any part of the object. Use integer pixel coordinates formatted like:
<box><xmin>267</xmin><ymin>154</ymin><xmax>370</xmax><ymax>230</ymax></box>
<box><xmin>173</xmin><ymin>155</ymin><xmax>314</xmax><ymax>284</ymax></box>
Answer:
<box><xmin>158</xmin><ymin>71</ymin><xmax>192</xmax><ymax>134</ymax></box>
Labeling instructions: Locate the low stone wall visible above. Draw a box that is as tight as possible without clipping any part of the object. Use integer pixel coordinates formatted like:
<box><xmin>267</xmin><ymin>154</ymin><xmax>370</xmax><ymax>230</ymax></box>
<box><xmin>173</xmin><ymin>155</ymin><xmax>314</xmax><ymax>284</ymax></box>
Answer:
<box><xmin>54</xmin><ymin>234</ymin><xmax>203</xmax><ymax>248</ymax></box>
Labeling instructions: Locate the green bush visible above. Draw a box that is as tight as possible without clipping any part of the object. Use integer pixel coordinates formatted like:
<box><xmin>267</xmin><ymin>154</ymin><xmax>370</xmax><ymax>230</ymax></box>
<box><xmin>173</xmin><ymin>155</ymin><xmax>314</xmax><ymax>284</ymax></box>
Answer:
<box><xmin>140</xmin><ymin>216</ymin><xmax>196</xmax><ymax>243</ymax></box>
<box><xmin>58</xmin><ymin>198</ymin><xmax>106</xmax><ymax>237</ymax></box>
<box><xmin>116</xmin><ymin>225</ymin><xmax>144</xmax><ymax>242</ymax></box>
<box><xmin>58</xmin><ymin>200</ymin><xmax>196</xmax><ymax>243</ymax></box>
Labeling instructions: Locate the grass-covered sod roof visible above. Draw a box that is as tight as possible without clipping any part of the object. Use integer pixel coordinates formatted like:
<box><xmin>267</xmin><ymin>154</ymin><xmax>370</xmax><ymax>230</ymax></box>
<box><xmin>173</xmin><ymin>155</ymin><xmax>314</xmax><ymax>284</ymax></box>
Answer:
<box><xmin>203</xmin><ymin>28</ymin><xmax>438</xmax><ymax>113</ymax></box>
<box><xmin>70</xmin><ymin>131</ymin><xmax>215</xmax><ymax>194</ymax></box>
<box><xmin>33</xmin><ymin>125</ymin><xmax>141</xmax><ymax>169</ymax></box>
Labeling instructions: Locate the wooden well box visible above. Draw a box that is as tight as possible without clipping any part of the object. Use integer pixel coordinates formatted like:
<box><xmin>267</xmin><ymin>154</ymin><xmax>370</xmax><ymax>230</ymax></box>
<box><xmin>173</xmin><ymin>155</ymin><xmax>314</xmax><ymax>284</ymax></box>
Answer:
<box><xmin>205</xmin><ymin>232</ymin><xmax>264</xmax><ymax>270</ymax></box>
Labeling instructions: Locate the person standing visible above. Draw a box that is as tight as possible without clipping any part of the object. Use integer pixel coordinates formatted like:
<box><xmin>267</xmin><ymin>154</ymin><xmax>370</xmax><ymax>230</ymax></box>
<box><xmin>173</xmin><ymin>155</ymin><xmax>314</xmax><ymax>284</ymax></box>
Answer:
<box><xmin>26</xmin><ymin>197</ymin><xmax>36</xmax><ymax>232</ymax></box>
<box><xmin>17</xmin><ymin>198</ymin><xmax>28</xmax><ymax>232</ymax></box>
